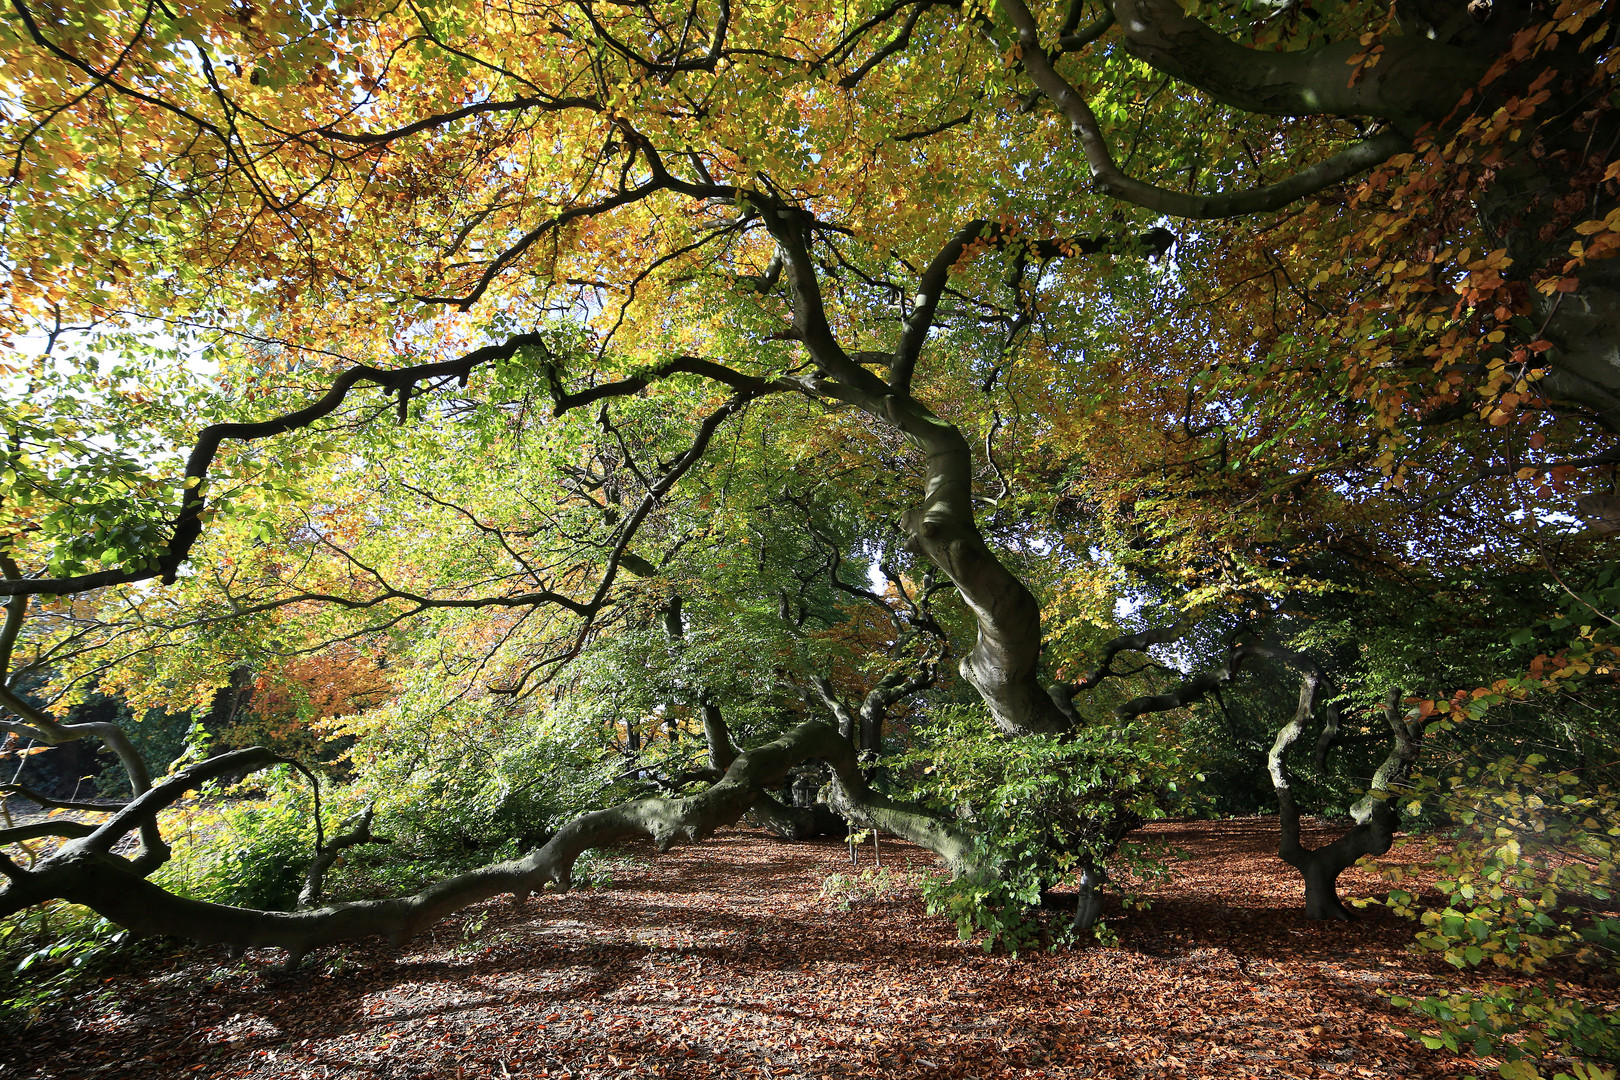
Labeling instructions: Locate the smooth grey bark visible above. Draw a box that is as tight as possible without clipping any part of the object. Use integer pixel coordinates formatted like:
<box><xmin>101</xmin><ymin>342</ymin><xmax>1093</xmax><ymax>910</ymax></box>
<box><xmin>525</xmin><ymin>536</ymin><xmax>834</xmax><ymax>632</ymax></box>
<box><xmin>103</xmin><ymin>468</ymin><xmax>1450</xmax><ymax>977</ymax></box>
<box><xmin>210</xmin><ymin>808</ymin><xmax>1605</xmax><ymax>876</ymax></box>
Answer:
<box><xmin>995</xmin><ymin>0</ymin><xmax>1416</xmax><ymax>219</ymax></box>
<box><xmin>759</xmin><ymin>210</ymin><xmax>1072</xmax><ymax>736</ymax></box>
<box><xmin>1104</xmin><ymin>0</ymin><xmax>1502</xmax><ymax>127</ymax></box>
<box><xmin>699</xmin><ymin>693</ymin><xmax>737</xmax><ymax>773</ymax></box>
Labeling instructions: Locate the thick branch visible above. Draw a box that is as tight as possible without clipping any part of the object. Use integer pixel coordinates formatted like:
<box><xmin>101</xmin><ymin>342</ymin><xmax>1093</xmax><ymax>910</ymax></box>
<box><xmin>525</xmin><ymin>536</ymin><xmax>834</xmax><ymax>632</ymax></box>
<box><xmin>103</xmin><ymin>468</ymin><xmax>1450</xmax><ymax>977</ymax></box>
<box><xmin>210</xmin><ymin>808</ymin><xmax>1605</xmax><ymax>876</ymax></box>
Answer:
<box><xmin>839</xmin><ymin>0</ymin><xmax>933</xmax><ymax>88</ymax></box>
<box><xmin>1073</xmin><ymin>622</ymin><xmax>1188</xmax><ymax>691</ymax></box>
<box><xmin>0</xmin><ymin>785</ymin><xmax>122</xmax><ymax>814</ymax></box>
<box><xmin>811</xmin><ymin>676</ymin><xmax>861</xmax><ymax>742</ymax></box>
<box><xmin>0</xmin><ymin>557</ymin><xmax>24</xmax><ymax>678</ymax></box>
<box><xmin>891</xmin><ymin>222</ymin><xmax>1172</xmax><ymax>393</ymax></box>
<box><xmin>547</xmin><ymin>356</ymin><xmax>794</xmax><ymax>416</ymax></box>
<box><xmin>314</xmin><ymin>96</ymin><xmax>598</xmax><ymax>145</ymax></box>
<box><xmin>299</xmin><ymin>808</ymin><xmax>390</xmax><ymax>908</ymax></box>
<box><xmin>85</xmin><ymin>747</ymin><xmax>286</xmax><ymax>855</ymax></box>
<box><xmin>0</xmin><ymin>334</ymin><xmax>556</xmax><ymax>599</ymax></box>
<box><xmin>760</xmin><ymin>209</ymin><xmax>1068</xmax><ymax>735</ymax></box>
<box><xmin>998</xmin><ymin>0</ymin><xmax>1413</xmax><ymax>219</ymax></box>
<box><xmin>0</xmin><ymin>718</ymin><xmax>969</xmax><ymax>965</ymax></box>
<box><xmin>699</xmin><ymin>693</ymin><xmax>738</xmax><ymax>773</ymax></box>
<box><xmin>856</xmin><ymin>666</ymin><xmax>934</xmax><ymax>755</ymax></box>
<box><xmin>0</xmin><ymin>685</ymin><xmax>164</xmax><ymax>867</ymax></box>
<box><xmin>0</xmin><ymin>821</ymin><xmax>96</xmax><ymax>843</ymax></box>
<box><xmin>416</xmin><ymin>179</ymin><xmax>670</xmax><ymax>310</ymax></box>
<box><xmin>1111</xmin><ymin>641</ymin><xmax>1301</xmax><ymax>721</ymax></box>
<box><xmin>1105</xmin><ymin>0</ymin><xmax>1491</xmax><ymax>123</ymax></box>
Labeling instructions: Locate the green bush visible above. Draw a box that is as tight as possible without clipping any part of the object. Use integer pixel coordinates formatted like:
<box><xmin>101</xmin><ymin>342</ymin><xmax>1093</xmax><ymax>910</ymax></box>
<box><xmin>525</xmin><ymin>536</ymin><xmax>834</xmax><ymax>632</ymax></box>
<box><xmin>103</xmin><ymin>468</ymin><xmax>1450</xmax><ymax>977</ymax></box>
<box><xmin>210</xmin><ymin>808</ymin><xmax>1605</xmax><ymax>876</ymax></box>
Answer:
<box><xmin>0</xmin><ymin>901</ymin><xmax>156</xmax><ymax>1030</ymax></box>
<box><xmin>325</xmin><ymin>692</ymin><xmax>626</xmax><ymax>863</ymax></box>
<box><xmin>1381</xmin><ymin>755</ymin><xmax>1620</xmax><ymax>1080</ymax></box>
<box><xmin>895</xmin><ymin>706</ymin><xmax>1186</xmax><ymax>953</ymax></box>
<box><xmin>154</xmin><ymin>766</ymin><xmax>321</xmax><ymax>911</ymax></box>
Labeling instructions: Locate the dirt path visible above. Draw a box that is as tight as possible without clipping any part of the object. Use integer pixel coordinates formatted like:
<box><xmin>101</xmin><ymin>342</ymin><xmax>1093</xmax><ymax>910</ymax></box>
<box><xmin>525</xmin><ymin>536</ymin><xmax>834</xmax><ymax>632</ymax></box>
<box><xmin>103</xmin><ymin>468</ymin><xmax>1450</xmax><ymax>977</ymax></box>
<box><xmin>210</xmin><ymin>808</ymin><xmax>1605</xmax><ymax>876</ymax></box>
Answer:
<box><xmin>0</xmin><ymin>820</ymin><xmax>1569</xmax><ymax>1079</ymax></box>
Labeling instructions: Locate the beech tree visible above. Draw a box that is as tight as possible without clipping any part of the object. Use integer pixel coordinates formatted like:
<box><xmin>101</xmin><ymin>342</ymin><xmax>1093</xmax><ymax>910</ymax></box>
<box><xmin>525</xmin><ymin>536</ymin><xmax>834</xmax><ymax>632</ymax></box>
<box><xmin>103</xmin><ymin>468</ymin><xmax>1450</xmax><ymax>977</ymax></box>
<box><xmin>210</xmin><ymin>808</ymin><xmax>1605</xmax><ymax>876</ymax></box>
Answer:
<box><xmin>0</xmin><ymin>0</ymin><xmax>1616</xmax><ymax>968</ymax></box>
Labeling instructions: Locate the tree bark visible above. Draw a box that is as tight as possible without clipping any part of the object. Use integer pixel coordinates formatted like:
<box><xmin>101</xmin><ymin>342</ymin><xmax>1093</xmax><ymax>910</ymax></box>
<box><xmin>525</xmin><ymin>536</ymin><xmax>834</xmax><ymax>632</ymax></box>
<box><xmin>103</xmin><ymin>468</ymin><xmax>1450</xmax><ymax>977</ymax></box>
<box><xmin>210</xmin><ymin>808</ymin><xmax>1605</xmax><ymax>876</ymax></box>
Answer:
<box><xmin>751</xmin><ymin>207</ymin><xmax>1074</xmax><ymax>738</ymax></box>
<box><xmin>699</xmin><ymin>692</ymin><xmax>737</xmax><ymax>773</ymax></box>
<box><xmin>1071</xmin><ymin>866</ymin><xmax>1105</xmax><ymax>932</ymax></box>
<box><xmin>1475</xmin><ymin>128</ymin><xmax>1620</xmax><ymax>432</ymax></box>
<box><xmin>1104</xmin><ymin>0</ymin><xmax>1501</xmax><ymax>127</ymax></box>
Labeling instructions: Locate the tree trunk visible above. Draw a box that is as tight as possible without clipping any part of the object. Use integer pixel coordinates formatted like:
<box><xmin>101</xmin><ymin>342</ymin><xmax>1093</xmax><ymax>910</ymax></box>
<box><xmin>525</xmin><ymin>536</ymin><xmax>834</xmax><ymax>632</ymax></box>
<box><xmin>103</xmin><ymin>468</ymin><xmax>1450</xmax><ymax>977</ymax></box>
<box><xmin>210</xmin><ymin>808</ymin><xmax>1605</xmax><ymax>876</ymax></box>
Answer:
<box><xmin>763</xmin><ymin>214</ymin><xmax>1070</xmax><ymax>738</ymax></box>
<box><xmin>1297</xmin><ymin>851</ymin><xmax>1353</xmax><ymax>922</ymax></box>
<box><xmin>1476</xmin><ymin>110</ymin><xmax>1620</xmax><ymax>433</ymax></box>
<box><xmin>1071</xmin><ymin>866</ymin><xmax>1105</xmax><ymax>932</ymax></box>
<box><xmin>1271</xmin><ymin>684</ymin><xmax>1425</xmax><ymax>920</ymax></box>
<box><xmin>889</xmin><ymin>406</ymin><xmax>1070</xmax><ymax>736</ymax></box>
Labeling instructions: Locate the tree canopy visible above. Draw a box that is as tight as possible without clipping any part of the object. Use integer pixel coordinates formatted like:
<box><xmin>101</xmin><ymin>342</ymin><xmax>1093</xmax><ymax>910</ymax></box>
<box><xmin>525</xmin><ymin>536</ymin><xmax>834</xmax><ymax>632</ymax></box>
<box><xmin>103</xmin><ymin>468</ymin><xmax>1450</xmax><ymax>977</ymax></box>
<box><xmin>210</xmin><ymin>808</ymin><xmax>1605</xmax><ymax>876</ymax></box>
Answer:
<box><xmin>0</xmin><ymin>0</ymin><xmax>1617</xmax><ymax>1072</ymax></box>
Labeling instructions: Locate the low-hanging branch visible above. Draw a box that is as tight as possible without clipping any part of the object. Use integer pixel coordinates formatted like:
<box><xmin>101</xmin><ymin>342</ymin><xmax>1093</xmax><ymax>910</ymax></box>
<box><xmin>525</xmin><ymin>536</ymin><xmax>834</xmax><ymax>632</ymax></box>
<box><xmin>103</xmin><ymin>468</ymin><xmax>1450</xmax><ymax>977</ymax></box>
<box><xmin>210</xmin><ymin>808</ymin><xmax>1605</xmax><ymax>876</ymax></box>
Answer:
<box><xmin>0</xmin><ymin>785</ymin><xmax>123</xmax><ymax>815</ymax></box>
<box><xmin>0</xmin><ymin>821</ymin><xmax>96</xmax><ymax>844</ymax></box>
<box><xmin>0</xmin><ymin>718</ymin><xmax>972</xmax><ymax>967</ymax></box>
<box><xmin>0</xmin><ymin>675</ymin><xmax>165</xmax><ymax>870</ymax></box>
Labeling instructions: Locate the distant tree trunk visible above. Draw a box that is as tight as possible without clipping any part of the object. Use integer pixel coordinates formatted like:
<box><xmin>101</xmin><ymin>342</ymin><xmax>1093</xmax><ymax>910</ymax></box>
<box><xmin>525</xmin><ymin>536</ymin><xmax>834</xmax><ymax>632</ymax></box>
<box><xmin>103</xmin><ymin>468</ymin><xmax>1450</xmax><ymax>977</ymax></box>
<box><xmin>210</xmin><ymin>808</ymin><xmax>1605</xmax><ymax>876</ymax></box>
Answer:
<box><xmin>746</xmin><ymin>790</ymin><xmax>842</xmax><ymax>840</ymax></box>
<box><xmin>1071</xmin><ymin>865</ymin><xmax>1105</xmax><ymax>932</ymax></box>
<box><xmin>1270</xmin><ymin>684</ymin><xmax>1426</xmax><ymax>920</ymax></box>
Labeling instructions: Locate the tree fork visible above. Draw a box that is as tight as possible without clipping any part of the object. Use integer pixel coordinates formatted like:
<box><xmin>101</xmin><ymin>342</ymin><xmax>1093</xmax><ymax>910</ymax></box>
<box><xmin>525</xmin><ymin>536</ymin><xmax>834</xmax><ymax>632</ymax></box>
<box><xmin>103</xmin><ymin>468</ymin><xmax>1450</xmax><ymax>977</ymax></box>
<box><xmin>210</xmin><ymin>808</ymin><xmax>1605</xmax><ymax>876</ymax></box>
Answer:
<box><xmin>1270</xmin><ymin>685</ymin><xmax>1427</xmax><ymax>920</ymax></box>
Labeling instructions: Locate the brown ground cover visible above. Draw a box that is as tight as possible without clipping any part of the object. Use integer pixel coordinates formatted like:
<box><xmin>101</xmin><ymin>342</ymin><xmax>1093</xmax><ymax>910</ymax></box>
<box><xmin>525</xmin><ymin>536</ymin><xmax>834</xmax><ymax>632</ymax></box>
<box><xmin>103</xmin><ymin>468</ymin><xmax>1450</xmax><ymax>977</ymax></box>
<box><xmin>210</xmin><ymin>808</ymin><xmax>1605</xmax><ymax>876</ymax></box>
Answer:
<box><xmin>1</xmin><ymin>818</ymin><xmax>1593</xmax><ymax>1080</ymax></box>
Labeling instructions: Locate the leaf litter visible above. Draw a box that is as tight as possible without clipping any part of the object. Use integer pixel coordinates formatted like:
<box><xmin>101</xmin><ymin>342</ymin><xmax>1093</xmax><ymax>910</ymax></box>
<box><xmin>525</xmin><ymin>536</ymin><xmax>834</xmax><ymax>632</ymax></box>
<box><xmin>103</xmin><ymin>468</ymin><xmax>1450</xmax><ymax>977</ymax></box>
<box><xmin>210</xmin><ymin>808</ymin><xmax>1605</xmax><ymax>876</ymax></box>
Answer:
<box><xmin>5</xmin><ymin>818</ymin><xmax>1612</xmax><ymax>1079</ymax></box>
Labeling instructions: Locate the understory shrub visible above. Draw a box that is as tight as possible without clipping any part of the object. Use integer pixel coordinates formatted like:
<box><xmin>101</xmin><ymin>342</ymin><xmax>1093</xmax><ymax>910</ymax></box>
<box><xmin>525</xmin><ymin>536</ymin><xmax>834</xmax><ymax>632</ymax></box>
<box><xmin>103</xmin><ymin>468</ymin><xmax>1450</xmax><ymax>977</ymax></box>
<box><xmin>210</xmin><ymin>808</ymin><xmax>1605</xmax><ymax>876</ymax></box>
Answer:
<box><xmin>154</xmin><ymin>765</ymin><xmax>324</xmax><ymax>911</ymax></box>
<box><xmin>1381</xmin><ymin>754</ymin><xmax>1620</xmax><ymax>1080</ymax></box>
<box><xmin>819</xmin><ymin>865</ymin><xmax>913</xmax><ymax>911</ymax></box>
<box><xmin>896</xmin><ymin>706</ymin><xmax>1187</xmax><ymax>953</ymax></box>
<box><xmin>0</xmin><ymin>901</ymin><xmax>162</xmax><ymax>1030</ymax></box>
<box><xmin>323</xmin><ymin>691</ymin><xmax>626</xmax><ymax>862</ymax></box>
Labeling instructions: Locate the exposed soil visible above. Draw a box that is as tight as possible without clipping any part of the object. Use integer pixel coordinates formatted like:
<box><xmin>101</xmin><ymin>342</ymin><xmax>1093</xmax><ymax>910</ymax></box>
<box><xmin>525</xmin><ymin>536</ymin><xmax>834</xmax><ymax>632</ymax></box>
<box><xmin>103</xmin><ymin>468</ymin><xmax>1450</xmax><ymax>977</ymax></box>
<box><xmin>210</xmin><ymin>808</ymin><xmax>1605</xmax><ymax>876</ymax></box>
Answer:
<box><xmin>3</xmin><ymin>818</ymin><xmax>1605</xmax><ymax>1080</ymax></box>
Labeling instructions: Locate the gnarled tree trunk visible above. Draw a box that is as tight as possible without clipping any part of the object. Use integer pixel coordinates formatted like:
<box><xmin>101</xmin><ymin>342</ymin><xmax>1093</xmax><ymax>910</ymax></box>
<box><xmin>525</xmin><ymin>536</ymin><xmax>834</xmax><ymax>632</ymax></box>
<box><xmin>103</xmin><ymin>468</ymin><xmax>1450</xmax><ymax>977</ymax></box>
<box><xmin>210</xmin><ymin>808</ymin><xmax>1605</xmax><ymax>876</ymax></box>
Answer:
<box><xmin>1270</xmin><ymin>684</ymin><xmax>1426</xmax><ymax>920</ymax></box>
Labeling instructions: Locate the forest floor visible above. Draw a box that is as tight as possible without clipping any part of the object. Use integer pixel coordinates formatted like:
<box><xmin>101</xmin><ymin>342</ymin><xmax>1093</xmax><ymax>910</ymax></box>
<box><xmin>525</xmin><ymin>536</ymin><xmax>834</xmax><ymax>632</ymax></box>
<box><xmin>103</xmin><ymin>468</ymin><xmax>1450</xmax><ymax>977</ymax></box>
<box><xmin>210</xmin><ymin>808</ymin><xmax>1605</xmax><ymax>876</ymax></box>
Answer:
<box><xmin>4</xmin><ymin>818</ymin><xmax>1607</xmax><ymax>1080</ymax></box>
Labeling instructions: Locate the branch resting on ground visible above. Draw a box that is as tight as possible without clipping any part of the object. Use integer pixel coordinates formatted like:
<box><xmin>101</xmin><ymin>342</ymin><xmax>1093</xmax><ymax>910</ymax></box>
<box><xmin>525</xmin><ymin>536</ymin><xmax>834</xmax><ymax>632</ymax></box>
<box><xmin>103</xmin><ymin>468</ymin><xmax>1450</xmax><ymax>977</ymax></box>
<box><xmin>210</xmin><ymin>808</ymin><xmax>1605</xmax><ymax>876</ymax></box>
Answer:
<box><xmin>0</xmin><ymin>720</ymin><xmax>973</xmax><ymax>967</ymax></box>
